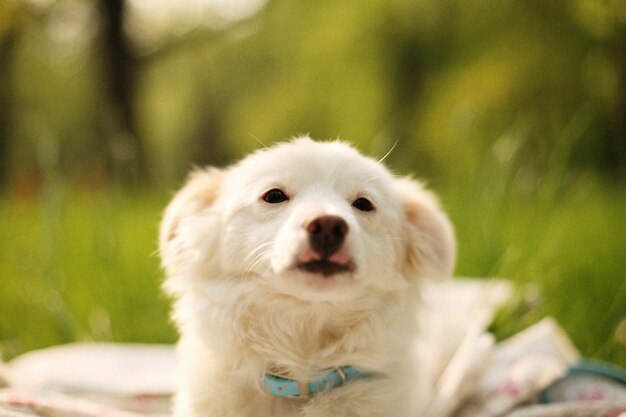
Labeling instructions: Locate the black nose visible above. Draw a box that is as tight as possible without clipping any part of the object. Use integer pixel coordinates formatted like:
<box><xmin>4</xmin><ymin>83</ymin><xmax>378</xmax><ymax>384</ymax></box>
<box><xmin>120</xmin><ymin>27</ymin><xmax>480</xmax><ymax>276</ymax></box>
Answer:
<box><xmin>306</xmin><ymin>215</ymin><xmax>349</xmax><ymax>258</ymax></box>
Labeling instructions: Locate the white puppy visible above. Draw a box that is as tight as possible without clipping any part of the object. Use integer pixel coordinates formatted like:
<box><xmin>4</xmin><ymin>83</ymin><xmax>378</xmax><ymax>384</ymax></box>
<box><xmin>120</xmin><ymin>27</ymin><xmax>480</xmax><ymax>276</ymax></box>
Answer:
<box><xmin>159</xmin><ymin>137</ymin><xmax>455</xmax><ymax>417</ymax></box>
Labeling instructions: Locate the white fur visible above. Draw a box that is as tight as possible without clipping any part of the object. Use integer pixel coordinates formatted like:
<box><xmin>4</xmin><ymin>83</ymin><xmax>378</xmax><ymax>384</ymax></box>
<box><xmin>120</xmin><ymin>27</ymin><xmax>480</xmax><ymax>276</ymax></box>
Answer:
<box><xmin>159</xmin><ymin>137</ymin><xmax>456</xmax><ymax>417</ymax></box>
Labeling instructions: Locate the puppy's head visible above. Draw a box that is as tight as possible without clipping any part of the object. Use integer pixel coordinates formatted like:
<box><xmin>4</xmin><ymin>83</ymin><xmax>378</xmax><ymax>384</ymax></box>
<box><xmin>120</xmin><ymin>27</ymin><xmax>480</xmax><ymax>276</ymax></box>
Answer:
<box><xmin>160</xmin><ymin>137</ymin><xmax>455</xmax><ymax>302</ymax></box>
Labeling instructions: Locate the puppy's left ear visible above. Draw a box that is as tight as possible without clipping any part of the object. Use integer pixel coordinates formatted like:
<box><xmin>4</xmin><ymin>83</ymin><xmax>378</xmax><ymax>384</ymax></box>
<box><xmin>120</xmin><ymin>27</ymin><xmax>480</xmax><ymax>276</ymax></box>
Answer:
<box><xmin>159</xmin><ymin>168</ymin><xmax>223</xmax><ymax>286</ymax></box>
<box><xmin>395</xmin><ymin>177</ymin><xmax>456</xmax><ymax>280</ymax></box>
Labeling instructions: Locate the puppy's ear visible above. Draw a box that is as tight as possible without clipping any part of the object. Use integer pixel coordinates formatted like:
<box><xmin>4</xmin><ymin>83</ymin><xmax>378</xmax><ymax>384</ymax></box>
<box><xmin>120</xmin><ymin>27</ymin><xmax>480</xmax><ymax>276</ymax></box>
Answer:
<box><xmin>159</xmin><ymin>168</ymin><xmax>223</xmax><ymax>280</ymax></box>
<box><xmin>395</xmin><ymin>177</ymin><xmax>456</xmax><ymax>280</ymax></box>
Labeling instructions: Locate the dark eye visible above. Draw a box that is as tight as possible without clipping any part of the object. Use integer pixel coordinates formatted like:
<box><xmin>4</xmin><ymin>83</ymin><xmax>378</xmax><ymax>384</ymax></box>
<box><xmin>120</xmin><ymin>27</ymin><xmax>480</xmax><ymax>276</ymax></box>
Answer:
<box><xmin>262</xmin><ymin>188</ymin><xmax>289</xmax><ymax>204</ymax></box>
<box><xmin>352</xmin><ymin>197</ymin><xmax>374</xmax><ymax>212</ymax></box>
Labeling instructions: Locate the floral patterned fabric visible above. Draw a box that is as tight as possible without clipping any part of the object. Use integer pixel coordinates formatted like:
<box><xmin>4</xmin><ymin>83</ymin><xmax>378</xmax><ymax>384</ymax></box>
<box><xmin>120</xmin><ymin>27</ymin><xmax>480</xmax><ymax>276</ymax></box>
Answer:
<box><xmin>1</xmin><ymin>280</ymin><xmax>624</xmax><ymax>417</ymax></box>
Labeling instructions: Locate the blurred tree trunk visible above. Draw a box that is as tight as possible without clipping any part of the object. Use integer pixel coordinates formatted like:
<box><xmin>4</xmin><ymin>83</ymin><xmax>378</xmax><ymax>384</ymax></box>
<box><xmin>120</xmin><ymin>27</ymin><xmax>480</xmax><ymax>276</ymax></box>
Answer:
<box><xmin>189</xmin><ymin>100</ymin><xmax>234</xmax><ymax>169</ymax></box>
<box><xmin>378</xmin><ymin>4</ymin><xmax>458</xmax><ymax>174</ymax></box>
<box><xmin>0</xmin><ymin>29</ymin><xmax>18</xmax><ymax>191</ymax></box>
<box><xmin>97</xmin><ymin>0</ymin><xmax>149</xmax><ymax>186</ymax></box>
<box><xmin>611</xmin><ymin>29</ymin><xmax>626</xmax><ymax>180</ymax></box>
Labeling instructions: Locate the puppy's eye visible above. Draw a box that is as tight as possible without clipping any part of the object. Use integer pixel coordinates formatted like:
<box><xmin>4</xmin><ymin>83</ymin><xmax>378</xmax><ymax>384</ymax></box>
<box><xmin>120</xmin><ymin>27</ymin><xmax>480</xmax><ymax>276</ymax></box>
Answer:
<box><xmin>352</xmin><ymin>197</ymin><xmax>374</xmax><ymax>212</ymax></box>
<box><xmin>262</xmin><ymin>188</ymin><xmax>289</xmax><ymax>204</ymax></box>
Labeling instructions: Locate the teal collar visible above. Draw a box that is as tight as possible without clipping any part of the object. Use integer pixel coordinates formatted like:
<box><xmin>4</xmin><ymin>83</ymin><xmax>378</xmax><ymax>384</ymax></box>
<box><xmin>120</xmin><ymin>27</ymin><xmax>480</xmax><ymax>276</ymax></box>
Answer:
<box><xmin>262</xmin><ymin>366</ymin><xmax>374</xmax><ymax>399</ymax></box>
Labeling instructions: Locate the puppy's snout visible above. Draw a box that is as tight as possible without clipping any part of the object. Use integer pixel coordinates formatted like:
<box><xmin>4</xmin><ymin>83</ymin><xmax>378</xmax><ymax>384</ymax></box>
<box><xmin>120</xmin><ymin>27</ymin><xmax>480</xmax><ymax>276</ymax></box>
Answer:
<box><xmin>306</xmin><ymin>215</ymin><xmax>349</xmax><ymax>258</ymax></box>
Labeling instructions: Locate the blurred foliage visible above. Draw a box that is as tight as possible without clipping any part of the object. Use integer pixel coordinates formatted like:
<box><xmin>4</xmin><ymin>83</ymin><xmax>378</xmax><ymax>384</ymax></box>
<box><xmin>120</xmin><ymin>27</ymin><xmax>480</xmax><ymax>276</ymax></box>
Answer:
<box><xmin>0</xmin><ymin>189</ymin><xmax>175</xmax><ymax>358</ymax></box>
<box><xmin>0</xmin><ymin>0</ymin><xmax>625</xmax><ymax>364</ymax></box>
<box><xmin>1</xmin><ymin>0</ymin><xmax>625</xmax><ymax>187</ymax></box>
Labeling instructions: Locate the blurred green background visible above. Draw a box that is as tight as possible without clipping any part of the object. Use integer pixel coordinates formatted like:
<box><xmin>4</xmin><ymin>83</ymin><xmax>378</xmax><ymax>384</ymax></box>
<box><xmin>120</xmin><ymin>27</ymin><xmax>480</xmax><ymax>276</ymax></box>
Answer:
<box><xmin>0</xmin><ymin>0</ymin><xmax>625</xmax><ymax>366</ymax></box>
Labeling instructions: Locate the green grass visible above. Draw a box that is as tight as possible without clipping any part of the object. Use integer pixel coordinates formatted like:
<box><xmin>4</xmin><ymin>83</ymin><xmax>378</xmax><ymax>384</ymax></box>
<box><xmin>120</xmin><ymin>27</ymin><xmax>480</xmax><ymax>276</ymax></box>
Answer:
<box><xmin>1</xmin><ymin>172</ymin><xmax>625</xmax><ymax>367</ymax></box>
<box><xmin>0</xmin><ymin>188</ymin><xmax>176</xmax><ymax>359</ymax></box>
<box><xmin>444</xmin><ymin>170</ymin><xmax>626</xmax><ymax>367</ymax></box>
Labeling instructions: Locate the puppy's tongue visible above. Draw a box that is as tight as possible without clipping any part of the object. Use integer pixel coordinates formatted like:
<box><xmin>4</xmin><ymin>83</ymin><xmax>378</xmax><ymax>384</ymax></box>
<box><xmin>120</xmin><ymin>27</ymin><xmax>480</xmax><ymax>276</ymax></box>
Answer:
<box><xmin>297</xmin><ymin>248</ymin><xmax>350</xmax><ymax>265</ymax></box>
<box><xmin>297</xmin><ymin>247</ymin><xmax>322</xmax><ymax>264</ymax></box>
<box><xmin>328</xmin><ymin>251</ymin><xmax>350</xmax><ymax>265</ymax></box>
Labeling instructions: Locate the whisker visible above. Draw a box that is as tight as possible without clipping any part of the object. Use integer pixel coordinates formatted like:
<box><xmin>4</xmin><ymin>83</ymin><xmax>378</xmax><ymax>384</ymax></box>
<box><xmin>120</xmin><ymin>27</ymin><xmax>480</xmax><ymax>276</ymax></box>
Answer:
<box><xmin>244</xmin><ymin>254</ymin><xmax>272</xmax><ymax>281</ymax></box>
<box><xmin>376</xmin><ymin>139</ymin><xmax>399</xmax><ymax>166</ymax></box>
<box><xmin>245</xmin><ymin>241</ymin><xmax>273</xmax><ymax>260</ymax></box>
<box><xmin>364</xmin><ymin>175</ymin><xmax>385</xmax><ymax>183</ymax></box>
<box><xmin>242</xmin><ymin>241</ymin><xmax>274</xmax><ymax>279</ymax></box>
<box><xmin>247</xmin><ymin>245</ymin><xmax>269</xmax><ymax>267</ymax></box>
<box><xmin>249</xmin><ymin>134</ymin><xmax>269</xmax><ymax>150</ymax></box>
<box><xmin>245</xmin><ymin>249</ymin><xmax>270</xmax><ymax>271</ymax></box>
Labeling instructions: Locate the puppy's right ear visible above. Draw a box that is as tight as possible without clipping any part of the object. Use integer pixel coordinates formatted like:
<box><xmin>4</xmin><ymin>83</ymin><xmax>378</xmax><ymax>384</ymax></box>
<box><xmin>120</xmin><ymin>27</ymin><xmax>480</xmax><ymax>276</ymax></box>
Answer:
<box><xmin>159</xmin><ymin>168</ymin><xmax>223</xmax><ymax>280</ymax></box>
<box><xmin>394</xmin><ymin>177</ymin><xmax>456</xmax><ymax>281</ymax></box>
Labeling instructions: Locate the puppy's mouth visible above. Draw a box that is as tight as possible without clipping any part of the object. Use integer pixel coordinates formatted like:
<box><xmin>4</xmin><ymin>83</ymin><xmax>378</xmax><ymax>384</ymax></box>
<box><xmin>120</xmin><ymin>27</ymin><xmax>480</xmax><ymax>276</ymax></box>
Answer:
<box><xmin>297</xmin><ymin>259</ymin><xmax>355</xmax><ymax>277</ymax></box>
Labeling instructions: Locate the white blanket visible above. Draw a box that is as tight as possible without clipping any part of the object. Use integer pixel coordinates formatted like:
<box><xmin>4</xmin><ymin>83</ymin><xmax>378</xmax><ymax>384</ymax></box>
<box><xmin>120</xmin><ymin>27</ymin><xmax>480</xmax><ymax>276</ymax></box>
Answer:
<box><xmin>1</xmin><ymin>279</ymin><xmax>624</xmax><ymax>417</ymax></box>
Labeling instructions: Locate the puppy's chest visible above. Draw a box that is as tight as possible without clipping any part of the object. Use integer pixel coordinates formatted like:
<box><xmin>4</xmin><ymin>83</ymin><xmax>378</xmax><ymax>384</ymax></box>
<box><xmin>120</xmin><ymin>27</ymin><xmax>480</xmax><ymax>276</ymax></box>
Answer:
<box><xmin>238</xmin><ymin>305</ymin><xmax>360</xmax><ymax>365</ymax></box>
